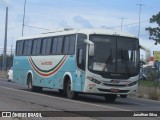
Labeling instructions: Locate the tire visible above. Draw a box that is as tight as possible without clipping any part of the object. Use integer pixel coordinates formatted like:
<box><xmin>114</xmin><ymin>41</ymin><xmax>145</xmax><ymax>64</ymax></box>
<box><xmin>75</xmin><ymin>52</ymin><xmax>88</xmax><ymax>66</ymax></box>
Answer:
<box><xmin>104</xmin><ymin>94</ymin><xmax>117</xmax><ymax>103</ymax></box>
<box><xmin>27</xmin><ymin>75</ymin><xmax>42</xmax><ymax>92</ymax></box>
<box><xmin>58</xmin><ymin>89</ymin><xmax>64</xmax><ymax>95</ymax></box>
<box><xmin>65</xmin><ymin>80</ymin><xmax>77</xmax><ymax>99</ymax></box>
<box><xmin>120</xmin><ymin>95</ymin><xmax>127</xmax><ymax>98</ymax></box>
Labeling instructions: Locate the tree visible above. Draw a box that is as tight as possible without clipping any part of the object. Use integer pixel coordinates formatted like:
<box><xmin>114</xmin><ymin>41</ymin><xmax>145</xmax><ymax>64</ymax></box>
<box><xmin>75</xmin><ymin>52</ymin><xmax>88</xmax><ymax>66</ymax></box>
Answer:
<box><xmin>146</xmin><ymin>11</ymin><xmax>160</xmax><ymax>45</ymax></box>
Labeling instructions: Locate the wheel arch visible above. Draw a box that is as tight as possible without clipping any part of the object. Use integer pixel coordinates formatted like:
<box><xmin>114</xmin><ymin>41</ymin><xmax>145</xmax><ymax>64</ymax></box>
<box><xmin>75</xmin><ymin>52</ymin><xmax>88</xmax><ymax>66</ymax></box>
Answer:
<box><xmin>26</xmin><ymin>70</ymin><xmax>34</xmax><ymax>85</ymax></box>
<box><xmin>62</xmin><ymin>72</ymin><xmax>73</xmax><ymax>90</ymax></box>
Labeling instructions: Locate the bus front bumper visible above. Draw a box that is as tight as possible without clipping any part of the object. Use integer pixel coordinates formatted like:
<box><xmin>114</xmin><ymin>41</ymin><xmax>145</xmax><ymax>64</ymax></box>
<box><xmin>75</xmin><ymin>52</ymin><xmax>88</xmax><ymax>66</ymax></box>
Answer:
<box><xmin>84</xmin><ymin>80</ymin><xmax>138</xmax><ymax>95</ymax></box>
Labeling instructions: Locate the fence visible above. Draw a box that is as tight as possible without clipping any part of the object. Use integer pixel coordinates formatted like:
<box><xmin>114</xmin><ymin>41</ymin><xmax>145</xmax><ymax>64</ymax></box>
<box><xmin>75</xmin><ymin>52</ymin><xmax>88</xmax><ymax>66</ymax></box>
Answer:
<box><xmin>0</xmin><ymin>54</ymin><xmax>13</xmax><ymax>70</ymax></box>
<box><xmin>0</xmin><ymin>71</ymin><xmax>7</xmax><ymax>78</ymax></box>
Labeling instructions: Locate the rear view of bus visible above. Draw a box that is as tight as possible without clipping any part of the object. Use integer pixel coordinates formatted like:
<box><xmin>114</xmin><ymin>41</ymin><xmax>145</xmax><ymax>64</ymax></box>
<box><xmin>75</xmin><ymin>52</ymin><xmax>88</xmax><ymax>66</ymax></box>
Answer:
<box><xmin>13</xmin><ymin>28</ymin><xmax>140</xmax><ymax>102</ymax></box>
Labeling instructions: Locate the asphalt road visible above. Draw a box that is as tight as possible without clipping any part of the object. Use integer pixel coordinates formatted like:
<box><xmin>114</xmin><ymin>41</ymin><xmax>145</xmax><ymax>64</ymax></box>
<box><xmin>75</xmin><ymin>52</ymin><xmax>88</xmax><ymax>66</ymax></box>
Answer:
<box><xmin>0</xmin><ymin>79</ymin><xmax>160</xmax><ymax>120</ymax></box>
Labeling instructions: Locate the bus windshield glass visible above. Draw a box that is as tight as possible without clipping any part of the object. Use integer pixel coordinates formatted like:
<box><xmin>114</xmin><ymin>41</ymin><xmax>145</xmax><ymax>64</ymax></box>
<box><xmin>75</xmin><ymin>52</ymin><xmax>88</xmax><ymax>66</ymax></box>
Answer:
<box><xmin>88</xmin><ymin>35</ymin><xmax>140</xmax><ymax>78</ymax></box>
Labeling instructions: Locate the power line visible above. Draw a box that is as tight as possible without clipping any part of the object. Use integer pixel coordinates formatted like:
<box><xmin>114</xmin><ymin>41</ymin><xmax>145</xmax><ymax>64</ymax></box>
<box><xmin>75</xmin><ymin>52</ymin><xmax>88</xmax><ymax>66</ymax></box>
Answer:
<box><xmin>105</xmin><ymin>20</ymin><xmax>148</xmax><ymax>29</ymax></box>
<box><xmin>0</xmin><ymin>25</ymin><xmax>22</xmax><ymax>31</ymax></box>
<box><xmin>25</xmin><ymin>25</ymin><xmax>50</xmax><ymax>30</ymax></box>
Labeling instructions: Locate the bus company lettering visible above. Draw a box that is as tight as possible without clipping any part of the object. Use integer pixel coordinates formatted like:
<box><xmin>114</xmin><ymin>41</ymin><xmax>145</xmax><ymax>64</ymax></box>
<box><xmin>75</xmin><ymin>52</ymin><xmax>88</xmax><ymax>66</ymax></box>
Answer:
<box><xmin>41</xmin><ymin>61</ymin><xmax>52</xmax><ymax>65</ymax></box>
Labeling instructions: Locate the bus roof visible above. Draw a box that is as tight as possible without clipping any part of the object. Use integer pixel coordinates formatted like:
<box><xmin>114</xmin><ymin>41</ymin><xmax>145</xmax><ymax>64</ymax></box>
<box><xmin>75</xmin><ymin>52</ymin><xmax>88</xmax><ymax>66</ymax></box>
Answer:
<box><xmin>17</xmin><ymin>28</ymin><xmax>137</xmax><ymax>41</ymax></box>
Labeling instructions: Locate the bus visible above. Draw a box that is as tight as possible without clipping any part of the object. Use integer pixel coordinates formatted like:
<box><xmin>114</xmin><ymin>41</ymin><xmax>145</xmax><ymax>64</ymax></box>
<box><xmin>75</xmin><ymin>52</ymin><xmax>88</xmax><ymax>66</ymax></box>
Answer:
<box><xmin>13</xmin><ymin>28</ymin><xmax>142</xmax><ymax>102</ymax></box>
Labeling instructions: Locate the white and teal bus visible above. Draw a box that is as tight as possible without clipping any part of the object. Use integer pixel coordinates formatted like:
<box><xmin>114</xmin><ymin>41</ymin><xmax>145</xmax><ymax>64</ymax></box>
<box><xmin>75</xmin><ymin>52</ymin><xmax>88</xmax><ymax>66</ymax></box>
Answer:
<box><xmin>13</xmin><ymin>28</ymin><xmax>141</xmax><ymax>102</ymax></box>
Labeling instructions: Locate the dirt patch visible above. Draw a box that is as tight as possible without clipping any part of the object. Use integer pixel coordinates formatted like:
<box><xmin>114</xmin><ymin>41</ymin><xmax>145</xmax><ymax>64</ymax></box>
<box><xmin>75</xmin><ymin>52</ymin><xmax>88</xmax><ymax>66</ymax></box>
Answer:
<box><xmin>0</xmin><ymin>71</ymin><xmax>7</xmax><ymax>79</ymax></box>
<box><xmin>137</xmin><ymin>85</ymin><xmax>160</xmax><ymax>100</ymax></box>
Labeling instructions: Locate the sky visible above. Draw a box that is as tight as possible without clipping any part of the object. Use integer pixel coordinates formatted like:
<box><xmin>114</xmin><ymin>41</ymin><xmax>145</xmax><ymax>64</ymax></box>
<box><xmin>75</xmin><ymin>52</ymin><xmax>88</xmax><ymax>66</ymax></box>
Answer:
<box><xmin>0</xmin><ymin>0</ymin><xmax>160</xmax><ymax>57</ymax></box>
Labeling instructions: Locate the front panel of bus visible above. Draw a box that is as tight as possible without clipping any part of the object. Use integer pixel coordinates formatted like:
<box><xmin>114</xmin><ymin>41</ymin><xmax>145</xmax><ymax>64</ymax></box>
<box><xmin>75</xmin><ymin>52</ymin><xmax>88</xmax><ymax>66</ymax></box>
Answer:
<box><xmin>81</xmin><ymin>34</ymin><xmax>140</xmax><ymax>95</ymax></box>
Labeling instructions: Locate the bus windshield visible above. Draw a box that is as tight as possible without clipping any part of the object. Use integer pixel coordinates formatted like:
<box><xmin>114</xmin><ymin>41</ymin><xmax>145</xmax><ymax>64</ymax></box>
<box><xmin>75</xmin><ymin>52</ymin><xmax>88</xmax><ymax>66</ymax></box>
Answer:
<box><xmin>88</xmin><ymin>35</ymin><xmax>140</xmax><ymax>79</ymax></box>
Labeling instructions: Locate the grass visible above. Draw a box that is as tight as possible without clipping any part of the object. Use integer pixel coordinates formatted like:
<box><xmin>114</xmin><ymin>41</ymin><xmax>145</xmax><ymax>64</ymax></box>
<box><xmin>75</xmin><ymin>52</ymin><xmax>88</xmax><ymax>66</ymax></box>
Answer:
<box><xmin>148</xmin><ymin>92</ymin><xmax>160</xmax><ymax>100</ymax></box>
<box><xmin>137</xmin><ymin>94</ymin><xmax>144</xmax><ymax>98</ymax></box>
<box><xmin>138</xmin><ymin>80</ymin><xmax>160</xmax><ymax>101</ymax></box>
<box><xmin>139</xmin><ymin>80</ymin><xmax>156</xmax><ymax>87</ymax></box>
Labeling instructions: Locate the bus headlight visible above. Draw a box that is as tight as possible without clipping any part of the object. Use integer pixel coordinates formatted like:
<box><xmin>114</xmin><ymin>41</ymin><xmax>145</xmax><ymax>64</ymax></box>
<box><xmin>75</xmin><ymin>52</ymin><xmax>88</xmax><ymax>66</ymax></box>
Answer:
<box><xmin>128</xmin><ymin>81</ymin><xmax>138</xmax><ymax>86</ymax></box>
<box><xmin>87</xmin><ymin>76</ymin><xmax>101</xmax><ymax>84</ymax></box>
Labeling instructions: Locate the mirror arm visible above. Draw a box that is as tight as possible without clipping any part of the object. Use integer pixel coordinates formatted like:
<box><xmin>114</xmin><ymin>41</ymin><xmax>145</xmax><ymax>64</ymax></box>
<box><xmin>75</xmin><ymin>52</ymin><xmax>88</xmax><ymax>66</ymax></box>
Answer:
<box><xmin>84</xmin><ymin>39</ymin><xmax>94</xmax><ymax>45</ymax></box>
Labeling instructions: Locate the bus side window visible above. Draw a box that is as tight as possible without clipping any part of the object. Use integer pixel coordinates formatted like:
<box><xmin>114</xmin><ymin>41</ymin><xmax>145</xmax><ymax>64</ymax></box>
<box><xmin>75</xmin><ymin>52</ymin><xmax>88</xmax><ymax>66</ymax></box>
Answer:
<box><xmin>69</xmin><ymin>35</ymin><xmax>76</xmax><ymax>54</ymax></box>
<box><xmin>76</xmin><ymin>33</ymin><xmax>87</xmax><ymax>71</ymax></box>
<box><xmin>77</xmin><ymin>47</ymin><xmax>85</xmax><ymax>70</ymax></box>
<box><xmin>27</xmin><ymin>40</ymin><xmax>32</xmax><ymax>55</ymax></box>
<box><xmin>16</xmin><ymin>41</ymin><xmax>24</xmax><ymax>56</ymax></box>
<box><xmin>41</xmin><ymin>38</ymin><xmax>48</xmax><ymax>55</ymax></box>
<box><xmin>51</xmin><ymin>38</ymin><xmax>58</xmax><ymax>54</ymax></box>
<box><xmin>63</xmin><ymin>35</ymin><xmax>76</xmax><ymax>55</ymax></box>
<box><xmin>56</xmin><ymin>37</ymin><xmax>63</xmax><ymax>55</ymax></box>
<box><xmin>36</xmin><ymin>39</ymin><xmax>42</xmax><ymax>55</ymax></box>
<box><xmin>78</xmin><ymin>49</ymin><xmax>83</xmax><ymax>64</ymax></box>
<box><xmin>32</xmin><ymin>39</ymin><xmax>37</xmax><ymax>55</ymax></box>
<box><xmin>45</xmin><ymin>38</ymin><xmax>52</xmax><ymax>55</ymax></box>
<box><xmin>63</xmin><ymin>36</ymin><xmax>70</xmax><ymax>54</ymax></box>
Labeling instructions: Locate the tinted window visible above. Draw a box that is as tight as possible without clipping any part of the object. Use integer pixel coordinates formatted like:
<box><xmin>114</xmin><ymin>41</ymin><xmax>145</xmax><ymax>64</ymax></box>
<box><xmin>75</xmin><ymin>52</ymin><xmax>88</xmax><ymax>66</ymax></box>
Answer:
<box><xmin>46</xmin><ymin>38</ymin><xmax>52</xmax><ymax>54</ymax></box>
<box><xmin>56</xmin><ymin>37</ymin><xmax>63</xmax><ymax>54</ymax></box>
<box><xmin>76</xmin><ymin>34</ymin><xmax>87</xmax><ymax>70</ymax></box>
<box><xmin>69</xmin><ymin>35</ymin><xmax>76</xmax><ymax>54</ymax></box>
<box><xmin>23</xmin><ymin>41</ymin><xmax>28</xmax><ymax>55</ymax></box>
<box><xmin>23</xmin><ymin>40</ymin><xmax>32</xmax><ymax>55</ymax></box>
<box><xmin>51</xmin><ymin>38</ymin><xmax>58</xmax><ymax>54</ymax></box>
<box><xmin>36</xmin><ymin>39</ymin><xmax>42</xmax><ymax>55</ymax></box>
<box><xmin>16</xmin><ymin>41</ymin><xmax>24</xmax><ymax>56</ymax></box>
<box><xmin>63</xmin><ymin>36</ymin><xmax>70</xmax><ymax>54</ymax></box>
<box><xmin>27</xmin><ymin>40</ymin><xmax>32</xmax><ymax>55</ymax></box>
<box><xmin>42</xmin><ymin>39</ymin><xmax>48</xmax><ymax>55</ymax></box>
<box><xmin>32</xmin><ymin>39</ymin><xmax>42</xmax><ymax>55</ymax></box>
<box><xmin>62</xmin><ymin>35</ymin><xmax>76</xmax><ymax>55</ymax></box>
<box><xmin>32</xmin><ymin>39</ymin><xmax>37</xmax><ymax>55</ymax></box>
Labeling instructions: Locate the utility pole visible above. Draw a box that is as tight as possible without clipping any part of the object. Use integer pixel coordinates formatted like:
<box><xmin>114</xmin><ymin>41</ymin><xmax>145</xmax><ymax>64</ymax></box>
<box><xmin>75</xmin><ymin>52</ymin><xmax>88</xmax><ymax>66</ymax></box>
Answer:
<box><xmin>22</xmin><ymin>0</ymin><xmax>27</xmax><ymax>36</ymax></box>
<box><xmin>3</xmin><ymin>7</ymin><xmax>8</xmax><ymax>71</ymax></box>
<box><xmin>137</xmin><ymin>4</ymin><xmax>144</xmax><ymax>38</ymax></box>
<box><xmin>11</xmin><ymin>37</ymin><xmax>13</xmax><ymax>56</ymax></box>
<box><xmin>120</xmin><ymin>17</ymin><xmax>124</xmax><ymax>31</ymax></box>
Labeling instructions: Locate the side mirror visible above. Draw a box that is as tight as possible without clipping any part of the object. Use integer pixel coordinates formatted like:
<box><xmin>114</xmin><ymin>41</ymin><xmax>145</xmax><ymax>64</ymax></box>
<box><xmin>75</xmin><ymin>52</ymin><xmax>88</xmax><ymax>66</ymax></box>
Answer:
<box><xmin>146</xmin><ymin>51</ymin><xmax>151</xmax><ymax>62</ymax></box>
<box><xmin>84</xmin><ymin>39</ymin><xmax>95</xmax><ymax>56</ymax></box>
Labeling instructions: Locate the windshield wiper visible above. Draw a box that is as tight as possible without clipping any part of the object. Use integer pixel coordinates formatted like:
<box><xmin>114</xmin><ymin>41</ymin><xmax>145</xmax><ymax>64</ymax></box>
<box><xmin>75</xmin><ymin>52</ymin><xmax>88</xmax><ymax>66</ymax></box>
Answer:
<box><xmin>102</xmin><ymin>48</ymin><xmax>112</xmax><ymax>72</ymax></box>
<box><xmin>121</xmin><ymin>49</ymin><xmax>131</xmax><ymax>77</ymax></box>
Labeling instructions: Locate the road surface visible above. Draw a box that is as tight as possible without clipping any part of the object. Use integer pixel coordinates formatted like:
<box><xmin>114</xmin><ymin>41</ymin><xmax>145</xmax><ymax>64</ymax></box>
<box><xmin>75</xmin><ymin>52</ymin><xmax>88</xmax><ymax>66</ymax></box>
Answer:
<box><xmin>0</xmin><ymin>79</ymin><xmax>159</xmax><ymax>120</ymax></box>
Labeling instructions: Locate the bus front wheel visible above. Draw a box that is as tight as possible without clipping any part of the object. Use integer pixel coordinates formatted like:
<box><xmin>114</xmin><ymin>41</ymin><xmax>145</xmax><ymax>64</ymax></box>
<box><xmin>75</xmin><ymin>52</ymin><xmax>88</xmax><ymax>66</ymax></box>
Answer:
<box><xmin>120</xmin><ymin>95</ymin><xmax>127</xmax><ymax>98</ymax></box>
<box><xmin>65</xmin><ymin>80</ymin><xmax>77</xmax><ymax>99</ymax></box>
<box><xmin>27</xmin><ymin>75</ymin><xmax>42</xmax><ymax>92</ymax></box>
<box><xmin>104</xmin><ymin>94</ymin><xmax>117</xmax><ymax>103</ymax></box>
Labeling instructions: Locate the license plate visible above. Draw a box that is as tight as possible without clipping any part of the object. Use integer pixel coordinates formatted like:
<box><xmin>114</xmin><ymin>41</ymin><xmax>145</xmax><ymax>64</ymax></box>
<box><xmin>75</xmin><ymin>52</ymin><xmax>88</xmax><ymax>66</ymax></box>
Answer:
<box><xmin>111</xmin><ymin>89</ymin><xmax>119</xmax><ymax>93</ymax></box>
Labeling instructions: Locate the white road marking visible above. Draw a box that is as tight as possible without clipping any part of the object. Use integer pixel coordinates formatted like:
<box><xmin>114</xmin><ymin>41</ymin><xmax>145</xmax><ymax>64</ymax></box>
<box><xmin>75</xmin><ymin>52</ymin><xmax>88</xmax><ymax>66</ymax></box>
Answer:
<box><xmin>0</xmin><ymin>86</ymin><xmax>131</xmax><ymax>111</ymax></box>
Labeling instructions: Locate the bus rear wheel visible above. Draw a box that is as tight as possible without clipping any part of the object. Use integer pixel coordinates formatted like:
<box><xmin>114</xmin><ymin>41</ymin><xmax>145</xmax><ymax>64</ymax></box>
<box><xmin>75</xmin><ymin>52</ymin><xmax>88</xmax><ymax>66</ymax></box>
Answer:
<box><xmin>65</xmin><ymin>80</ymin><xmax>77</xmax><ymax>99</ymax></box>
<box><xmin>104</xmin><ymin>94</ymin><xmax>117</xmax><ymax>103</ymax></box>
<box><xmin>27</xmin><ymin>75</ymin><xmax>42</xmax><ymax>92</ymax></box>
<box><xmin>58</xmin><ymin>89</ymin><xmax>64</xmax><ymax>95</ymax></box>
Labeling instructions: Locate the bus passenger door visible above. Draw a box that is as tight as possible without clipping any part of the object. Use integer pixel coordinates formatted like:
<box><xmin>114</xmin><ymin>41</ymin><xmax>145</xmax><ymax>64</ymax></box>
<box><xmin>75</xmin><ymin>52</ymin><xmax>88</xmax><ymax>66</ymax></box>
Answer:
<box><xmin>75</xmin><ymin>46</ymin><xmax>86</xmax><ymax>92</ymax></box>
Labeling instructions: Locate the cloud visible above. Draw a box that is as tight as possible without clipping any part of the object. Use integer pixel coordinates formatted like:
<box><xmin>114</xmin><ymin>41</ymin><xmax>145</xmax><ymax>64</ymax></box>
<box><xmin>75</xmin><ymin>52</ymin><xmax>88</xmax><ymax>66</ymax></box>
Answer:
<box><xmin>58</xmin><ymin>20</ymin><xmax>71</xmax><ymax>28</ymax></box>
<box><xmin>73</xmin><ymin>16</ymin><xmax>93</xmax><ymax>28</ymax></box>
